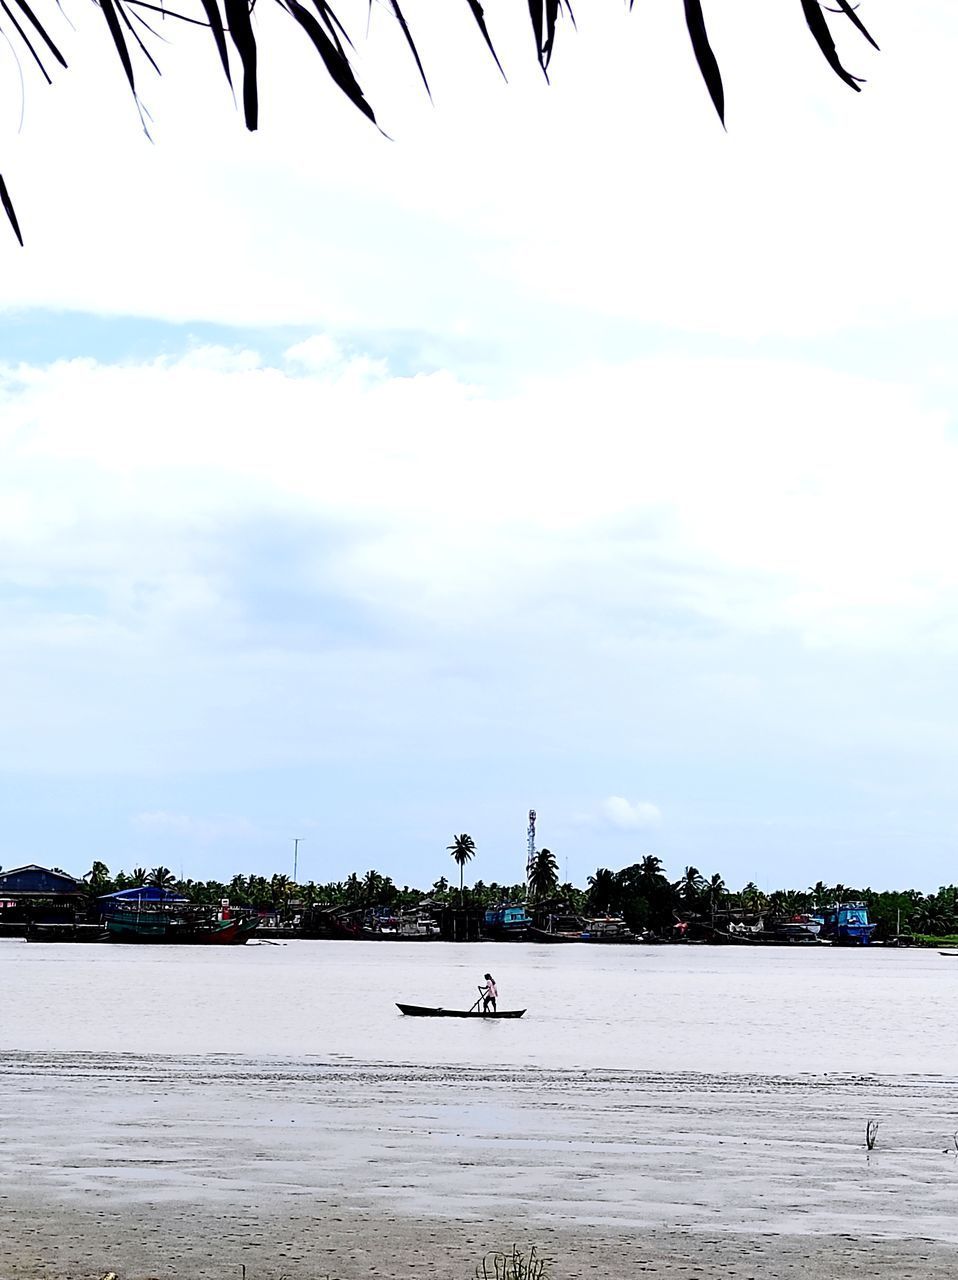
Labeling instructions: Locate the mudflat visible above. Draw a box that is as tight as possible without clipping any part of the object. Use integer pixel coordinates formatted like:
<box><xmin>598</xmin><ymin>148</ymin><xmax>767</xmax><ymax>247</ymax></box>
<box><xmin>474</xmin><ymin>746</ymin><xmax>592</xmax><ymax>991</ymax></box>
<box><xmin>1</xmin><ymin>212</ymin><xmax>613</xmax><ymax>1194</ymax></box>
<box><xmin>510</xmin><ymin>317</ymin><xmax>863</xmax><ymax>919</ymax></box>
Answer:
<box><xmin>3</xmin><ymin>1050</ymin><xmax>958</xmax><ymax>1278</ymax></box>
<box><xmin>5</xmin><ymin>1205</ymin><xmax>958</xmax><ymax>1280</ymax></box>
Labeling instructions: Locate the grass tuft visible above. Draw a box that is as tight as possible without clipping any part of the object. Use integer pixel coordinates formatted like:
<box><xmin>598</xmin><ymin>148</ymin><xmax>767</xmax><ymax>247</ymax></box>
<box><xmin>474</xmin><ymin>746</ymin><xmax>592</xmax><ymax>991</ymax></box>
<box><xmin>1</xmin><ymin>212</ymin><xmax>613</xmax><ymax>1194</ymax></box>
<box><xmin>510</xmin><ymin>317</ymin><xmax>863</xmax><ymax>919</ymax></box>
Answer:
<box><xmin>476</xmin><ymin>1245</ymin><xmax>550</xmax><ymax>1280</ymax></box>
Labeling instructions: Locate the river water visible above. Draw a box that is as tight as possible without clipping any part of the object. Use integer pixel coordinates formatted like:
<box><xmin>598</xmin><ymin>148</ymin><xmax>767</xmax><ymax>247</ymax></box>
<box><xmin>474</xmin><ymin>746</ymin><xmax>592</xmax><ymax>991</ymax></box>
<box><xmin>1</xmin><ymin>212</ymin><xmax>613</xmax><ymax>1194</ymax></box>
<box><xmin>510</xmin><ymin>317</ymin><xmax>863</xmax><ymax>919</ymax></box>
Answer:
<box><xmin>3</xmin><ymin>939</ymin><xmax>958</xmax><ymax>1275</ymax></box>
<box><xmin>1</xmin><ymin>937</ymin><xmax>953</xmax><ymax>1073</ymax></box>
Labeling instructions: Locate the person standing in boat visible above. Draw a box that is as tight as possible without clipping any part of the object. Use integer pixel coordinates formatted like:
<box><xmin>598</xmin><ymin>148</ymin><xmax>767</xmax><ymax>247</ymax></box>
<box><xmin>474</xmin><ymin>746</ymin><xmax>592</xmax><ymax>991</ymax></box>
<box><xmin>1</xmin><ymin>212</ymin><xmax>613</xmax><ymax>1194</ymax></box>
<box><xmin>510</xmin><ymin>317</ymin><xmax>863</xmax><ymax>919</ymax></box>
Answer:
<box><xmin>480</xmin><ymin>973</ymin><xmax>497</xmax><ymax>1014</ymax></box>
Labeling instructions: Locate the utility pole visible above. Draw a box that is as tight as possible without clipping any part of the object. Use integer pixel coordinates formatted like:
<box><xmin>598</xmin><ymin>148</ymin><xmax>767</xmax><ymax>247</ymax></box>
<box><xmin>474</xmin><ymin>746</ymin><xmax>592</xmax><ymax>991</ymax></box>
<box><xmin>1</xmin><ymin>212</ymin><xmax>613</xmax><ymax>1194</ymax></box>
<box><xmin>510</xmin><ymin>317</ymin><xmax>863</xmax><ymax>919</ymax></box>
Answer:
<box><xmin>293</xmin><ymin>837</ymin><xmax>303</xmax><ymax>883</ymax></box>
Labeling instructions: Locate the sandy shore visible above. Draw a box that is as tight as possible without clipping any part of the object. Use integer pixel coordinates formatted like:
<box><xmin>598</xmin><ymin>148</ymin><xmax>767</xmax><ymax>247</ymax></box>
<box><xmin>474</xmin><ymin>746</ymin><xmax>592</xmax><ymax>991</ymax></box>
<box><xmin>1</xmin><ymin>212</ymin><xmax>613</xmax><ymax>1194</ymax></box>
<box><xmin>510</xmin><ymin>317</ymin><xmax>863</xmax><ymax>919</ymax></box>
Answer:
<box><xmin>4</xmin><ymin>1205</ymin><xmax>958</xmax><ymax>1280</ymax></box>
<box><xmin>4</xmin><ymin>1051</ymin><xmax>958</xmax><ymax>1278</ymax></box>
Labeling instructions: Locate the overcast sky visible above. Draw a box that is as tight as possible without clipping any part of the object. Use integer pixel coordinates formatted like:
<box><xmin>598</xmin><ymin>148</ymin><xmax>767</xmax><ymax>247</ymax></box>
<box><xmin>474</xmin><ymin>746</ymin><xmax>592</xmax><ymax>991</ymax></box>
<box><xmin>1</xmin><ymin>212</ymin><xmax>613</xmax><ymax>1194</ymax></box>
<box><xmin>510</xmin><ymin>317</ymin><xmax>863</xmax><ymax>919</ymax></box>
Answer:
<box><xmin>1</xmin><ymin>0</ymin><xmax>956</xmax><ymax>892</ymax></box>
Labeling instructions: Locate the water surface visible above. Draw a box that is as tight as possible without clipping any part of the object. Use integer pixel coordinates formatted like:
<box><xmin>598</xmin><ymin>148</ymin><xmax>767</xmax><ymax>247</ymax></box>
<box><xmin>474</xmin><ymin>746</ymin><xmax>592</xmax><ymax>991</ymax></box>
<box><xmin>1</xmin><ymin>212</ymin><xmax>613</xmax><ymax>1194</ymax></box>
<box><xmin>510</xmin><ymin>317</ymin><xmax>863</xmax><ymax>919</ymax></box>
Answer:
<box><xmin>0</xmin><ymin>938</ymin><xmax>951</xmax><ymax>1074</ymax></box>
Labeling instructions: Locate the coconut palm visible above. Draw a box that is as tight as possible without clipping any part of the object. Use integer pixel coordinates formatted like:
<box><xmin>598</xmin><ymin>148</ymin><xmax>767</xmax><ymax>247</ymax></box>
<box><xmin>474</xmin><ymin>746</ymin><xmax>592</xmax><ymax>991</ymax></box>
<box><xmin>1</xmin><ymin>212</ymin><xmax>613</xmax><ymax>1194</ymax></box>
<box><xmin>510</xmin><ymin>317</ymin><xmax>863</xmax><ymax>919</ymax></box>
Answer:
<box><xmin>447</xmin><ymin>834</ymin><xmax>476</xmax><ymax>904</ymax></box>
<box><xmin>637</xmin><ymin>855</ymin><xmax>667</xmax><ymax>886</ymax></box>
<box><xmin>809</xmin><ymin>880</ymin><xmax>829</xmax><ymax>909</ymax></box>
<box><xmin>528</xmin><ymin>848</ymin><xmax>559</xmax><ymax>902</ymax></box>
<box><xmin>270</xmin><ymin>873</ymin><xmax>292</xmax><ymax>908</ymax></box>
<box><xmin>341</xmin><ymin>872</ymin><xmax>362</xmax><ymax>906</ymax></box>
<box><xmin>0</xmin><ymin>4</ymin><xmax>878</xmax><ymax>245</ymax></box>
<box><xmin>147</xmin><ymin>866</ymin><xmax>176</xmax><ymax>889</ymax></box>
<box><xmin>587</xmin><ymin>867</ymin><xmax>618</xmax><ymax>913</ymax></box>
<box><xmin>706</xmin><ymin>873</ymin><xmax>727</xmax><ymax>914</ymax></box>
<box><xmin>739</xmin><ymin>882</ymin><xmax>767</xmax><ymax>912</ymax></box>
<box><xmin>676</xmin><ymin>866</ymin><xmax>706</xmax><ymax>905</ymax></box>
<box><xmin>362</xmin><ymin>869</ymin><xmax>386</xmax><ymax>904</ymax></box>
<box><xmin>83</xmin><ymin>861</ymin><xmax>112</xmax><ymax>894</ymax></box>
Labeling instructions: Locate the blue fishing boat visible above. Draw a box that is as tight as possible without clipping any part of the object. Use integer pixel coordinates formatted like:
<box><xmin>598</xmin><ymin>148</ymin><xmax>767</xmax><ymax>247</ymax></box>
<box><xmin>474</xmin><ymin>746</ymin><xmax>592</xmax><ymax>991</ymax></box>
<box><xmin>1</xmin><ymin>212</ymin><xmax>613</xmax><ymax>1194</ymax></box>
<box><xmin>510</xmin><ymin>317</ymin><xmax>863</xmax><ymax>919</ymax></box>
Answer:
<box><xmin>483</xmin><ymin>904</ymin><xmax>532</xmax><ymax>940</ymax></box>
<box><xmin>816</xmin><ymin>902</ymin><xmax>876</xmax><ymax>945</ymax></box>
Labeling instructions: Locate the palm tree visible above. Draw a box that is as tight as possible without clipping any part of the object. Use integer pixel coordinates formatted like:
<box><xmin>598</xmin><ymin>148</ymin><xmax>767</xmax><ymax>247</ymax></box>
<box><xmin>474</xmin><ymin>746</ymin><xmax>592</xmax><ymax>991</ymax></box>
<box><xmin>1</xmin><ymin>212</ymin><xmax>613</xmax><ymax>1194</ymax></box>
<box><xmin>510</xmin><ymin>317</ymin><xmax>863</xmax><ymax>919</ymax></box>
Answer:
<box><xmin>809</xmin><ymin>881</ymin><xmax>829</xmax><ymax>909</ymax></box>
<box><xmin>343</xmin><ymin>872</ymin><xmax>363</xmax><ymax>906</ymax></box>
<box><xmin>129</xmin><ymin>867</ymin><xmax>148</xmax><ymax>887</ymax></box>
<box><xmin>270</xmin><ymin>873</ymin><xmax>291</xmax><ymax>905</ymax></box>
<box><xmin>739</xmin><ymin>882</ymin><xmax>766</xmax><ymax>912</ymax></box>
<box><xmin>229</xmin><ymin>874</ymin><xmax>250</xmax><ymax>905</ymax></box>
<box><xmin>638</xmin><ymin>855</ymin><xmax>667</xmax><ymax>886</ymax></box>
<box><xmin>447</xmin><ymin>834</ymin><xmax>476</xmax><ymax>904</ymax></box>
<box><xmin>0</xmin><ymin>0</ymin><xmax>879</xmax><ymax>245</ymax></box>
<box><xmin>147</xmin><ymin>866</ymin><xmax>175</xmax><ymax>889</ymax></box>
<box><xmin>706</xmin><ymin>873</ymin><xmax>727</xmax><ymax>915</ymax></box>
<box><xmin>362</xmin><ymin>869</ymin><xmax>386</xmax><ymax>905</ymax></box>
<box><xmin>83</xmin><ymin>861</ymin><xmax>112</xmax><ymax>895</ymax></box>
<box><xmin>676</xmin><ymin>866</ymin><xmax>705</xmax><ymax>905</ymax></box>
<box><xmin>528</xmin><ymin>848</ymin><xmax>559</xmax><ymax>902</ymax></box>
<box><xmin>587</xmin><ymin>867</ymin><xmax>618</xmax><ymax>913</ymax></box>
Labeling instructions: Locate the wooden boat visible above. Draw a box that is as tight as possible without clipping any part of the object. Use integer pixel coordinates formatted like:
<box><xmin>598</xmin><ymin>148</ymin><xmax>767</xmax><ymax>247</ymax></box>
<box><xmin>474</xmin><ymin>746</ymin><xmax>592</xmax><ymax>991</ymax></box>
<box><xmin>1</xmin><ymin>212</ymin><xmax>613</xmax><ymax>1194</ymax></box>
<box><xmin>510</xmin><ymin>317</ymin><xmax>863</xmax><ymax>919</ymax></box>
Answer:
<box><xmin>939</xmin><ymin>951</ymin><xmax>958</xmax><ymax>957</ymax></box>
<box><xmin>106</xmin><ymin>912</ymin><xmax>257</xmax><ymax>944</ymax></box>
<box><xmin>528</xmin><ymin>926</ymin><xmax>582</xmax><ymax>943</ymax></box>
<box><xmin>396</xmin><ymin>1003</ymin><xmax>526</xmax><ymax>1019</ymax></box>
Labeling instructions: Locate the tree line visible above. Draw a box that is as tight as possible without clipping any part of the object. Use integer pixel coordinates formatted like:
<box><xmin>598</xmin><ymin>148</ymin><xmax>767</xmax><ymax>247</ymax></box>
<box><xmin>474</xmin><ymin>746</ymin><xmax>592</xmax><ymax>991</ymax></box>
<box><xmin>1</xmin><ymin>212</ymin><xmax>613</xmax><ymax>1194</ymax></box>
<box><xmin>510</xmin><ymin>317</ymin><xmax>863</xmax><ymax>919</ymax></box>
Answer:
<box><xmin>80</xmin><ymin>845</ymin><xmax>958</xmax><ymax>940</ymax></box>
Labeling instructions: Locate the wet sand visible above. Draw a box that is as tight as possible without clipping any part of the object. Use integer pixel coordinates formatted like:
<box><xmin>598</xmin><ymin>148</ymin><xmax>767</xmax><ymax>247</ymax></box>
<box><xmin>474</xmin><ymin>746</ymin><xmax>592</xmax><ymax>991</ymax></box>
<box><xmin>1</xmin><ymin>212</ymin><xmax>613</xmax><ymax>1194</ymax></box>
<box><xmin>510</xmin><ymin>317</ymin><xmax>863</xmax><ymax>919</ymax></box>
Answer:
<box><xmin>4</xmin><ymin>1051</ymin><xmax>958</xmax><ymax>1278</ymax></box>
<box><xmin>5</xmin><ymin>1204</ymin><xmax>958</xmax><ymax>1280</ymax></box>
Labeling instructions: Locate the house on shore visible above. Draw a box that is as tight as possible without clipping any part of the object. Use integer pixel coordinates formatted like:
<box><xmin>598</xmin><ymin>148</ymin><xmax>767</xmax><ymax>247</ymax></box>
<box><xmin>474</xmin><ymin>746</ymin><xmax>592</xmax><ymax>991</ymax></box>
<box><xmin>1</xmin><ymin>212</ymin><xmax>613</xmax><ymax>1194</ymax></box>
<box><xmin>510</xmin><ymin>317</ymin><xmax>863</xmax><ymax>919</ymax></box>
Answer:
<box><xmin>0</xmin><ymin>864</ymin><xmax>87</xmax><ymax>933</ymax></box>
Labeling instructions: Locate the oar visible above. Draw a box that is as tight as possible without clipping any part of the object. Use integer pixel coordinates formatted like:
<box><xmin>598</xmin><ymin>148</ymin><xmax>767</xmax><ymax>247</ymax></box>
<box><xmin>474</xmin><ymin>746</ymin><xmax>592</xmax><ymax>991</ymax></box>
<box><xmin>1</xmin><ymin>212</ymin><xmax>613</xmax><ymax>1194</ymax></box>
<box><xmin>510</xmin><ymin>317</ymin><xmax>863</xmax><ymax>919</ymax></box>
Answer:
<box><xmin>468</xmin><ymin>986</ymin><xmax>484</xmax><ymax>1013</ymax></box>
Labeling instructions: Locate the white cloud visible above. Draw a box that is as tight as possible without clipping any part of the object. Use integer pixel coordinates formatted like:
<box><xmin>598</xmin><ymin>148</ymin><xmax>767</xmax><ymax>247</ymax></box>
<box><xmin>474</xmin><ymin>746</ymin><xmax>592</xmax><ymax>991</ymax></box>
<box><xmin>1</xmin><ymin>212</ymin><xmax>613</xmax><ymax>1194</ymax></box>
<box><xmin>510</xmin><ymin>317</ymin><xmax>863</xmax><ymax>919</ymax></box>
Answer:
<box><xmin>0</xmin><ymin>1</ymin><xmax>955</xmax><ymax>351</ymax></box>
<box><xmin>3</xmin><ymin>340</ymin><xmax>958</xmax><ymax>787</ymax></box>
<box><xmin>597</xmin><ymin>797</ymin><xmax>663</xmax><ymax>832</ymax></box>
<box><xmin>132</xmin><ymin>812</ymin><xmax>261</xmax><ymax>845</ymax></box>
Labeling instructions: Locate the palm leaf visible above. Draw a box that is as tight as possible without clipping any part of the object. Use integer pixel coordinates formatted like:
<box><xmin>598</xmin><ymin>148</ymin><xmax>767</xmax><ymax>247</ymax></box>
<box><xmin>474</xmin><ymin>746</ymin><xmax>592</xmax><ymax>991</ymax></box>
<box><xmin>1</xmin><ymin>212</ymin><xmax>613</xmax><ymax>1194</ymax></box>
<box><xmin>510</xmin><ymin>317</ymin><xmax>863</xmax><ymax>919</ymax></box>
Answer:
<box><xmin>385</xmin><ymin>0</ymin><xmax>430</xmax><ymax>98</ymax></box>
<box><xmin>312</xmin><ymin>0</ymin><xmax>353</xmax><ymax>56</ymax></box>
<box><xmin>196</xmin><ymin>0</ymin><xmax>231</xmax><ymax>85</ymax></box>
<box><xmin>0</xmin><ymin>173</ymin><xmax>23</xmax><ymax>245</ymax></box>
<box><xmin>542</xmin><ymin>0</ymin><xmax>558</xmax><ymax>69</ymax></box>
<box><xmin>0</xmin><ymin>0</ymin><xmax>53</xmax><ymax>81</ymax></box>
<box><xmin>799</xmin><ymin>0</ymin><xmax>863</xmax><ymax>91</ymax></box>
<box><xmin>528</xmin><ymin>0</ymin><xmax>542</xmax><ymax>69</ymax></box>
<box><xmin>223</xmin><ymin>0</ymin><xmax>257</xmax><ymax>127</ymax></box>
<box><xmin>827</xmin><ymin>0</ymin><xmax>879</xmax><ymax>51</ymax></box>
<box><xmin>98</xmin><ymin>0</ymin><xmax>136</xmax><ymax>96</ymax></box>
<box><xmin>683</xmin><ymin>0</ymin><xmax>724</xmax><ymax>126</ymax></box>
<box><xmin>114</xmin><ymin>0</ymin><xmax>162</xmax><ymax>76</ymax></box>
<box><xmin>463</xmin><ymin>0</ymin><xmax>505</xmax><ymax>79</ymax></box>
<box><xmin>9</xmin><ymin>0</ymin><xmax>67</xmax><ymax>66</ymax></box>
<box><xmin>284</xmin><ymin>0</ymin><xmax>375</xmax><ymax>124</ymax></box>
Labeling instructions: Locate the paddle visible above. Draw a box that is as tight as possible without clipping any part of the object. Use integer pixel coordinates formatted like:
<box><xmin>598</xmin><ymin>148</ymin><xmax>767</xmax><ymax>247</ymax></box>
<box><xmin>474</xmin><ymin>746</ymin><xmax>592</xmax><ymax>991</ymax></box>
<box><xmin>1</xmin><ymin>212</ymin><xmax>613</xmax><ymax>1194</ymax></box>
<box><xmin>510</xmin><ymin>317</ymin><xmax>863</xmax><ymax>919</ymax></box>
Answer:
<box><xmin>469</xmin><ymin>986</ymin><xmax>484</xmax><ymax>1013</ymax></box>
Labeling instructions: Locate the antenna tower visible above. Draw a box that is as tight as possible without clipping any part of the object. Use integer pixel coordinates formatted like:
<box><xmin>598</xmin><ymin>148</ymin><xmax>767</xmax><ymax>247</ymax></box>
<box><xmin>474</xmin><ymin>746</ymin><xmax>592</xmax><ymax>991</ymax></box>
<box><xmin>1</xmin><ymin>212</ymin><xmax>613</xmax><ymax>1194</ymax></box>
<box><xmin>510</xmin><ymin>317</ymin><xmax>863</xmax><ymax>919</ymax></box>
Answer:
<box><xmin>526</xmin><ymin>809</ymin><xmax>537</xmax><ymax>887</ymax></box>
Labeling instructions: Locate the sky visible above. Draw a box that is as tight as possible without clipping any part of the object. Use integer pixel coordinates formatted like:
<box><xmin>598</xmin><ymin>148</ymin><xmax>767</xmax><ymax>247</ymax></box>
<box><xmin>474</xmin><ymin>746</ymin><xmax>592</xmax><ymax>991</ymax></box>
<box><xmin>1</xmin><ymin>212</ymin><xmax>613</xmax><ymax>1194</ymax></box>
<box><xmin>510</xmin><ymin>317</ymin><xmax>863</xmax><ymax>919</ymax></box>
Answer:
<box><xmin>1</xmin><ymin>0</ymin><xmax>957</xmax><ymax>892</ymax></box>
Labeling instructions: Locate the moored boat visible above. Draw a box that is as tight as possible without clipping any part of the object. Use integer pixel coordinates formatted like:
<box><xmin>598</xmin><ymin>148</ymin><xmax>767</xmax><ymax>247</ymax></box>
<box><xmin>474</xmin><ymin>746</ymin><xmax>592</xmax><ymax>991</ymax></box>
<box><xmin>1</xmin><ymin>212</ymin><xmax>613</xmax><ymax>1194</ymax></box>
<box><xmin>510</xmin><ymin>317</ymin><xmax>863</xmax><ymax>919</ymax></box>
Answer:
<box><xmin>483</xmin><ymin>904</ymin><xmax>532</xmax><ymax>940</ymax></box>
<box><xmin>528</xmin><ymin>926</ymin><xmax>582</xmax><ymax>943</ymax></box>
<box><xmin>99</xmin><ymin>887</ymin><xmax>258</xmax><ymax>944</ymax></box>
<box><xmin>816</xmin><ymin>902</ymin><xmax>876</xmax><ymax>945</ymax></box>
<box><xmin>771</xmin><ymin>913</ymin><xmax>823</xmax><ymax>942</ymax></box>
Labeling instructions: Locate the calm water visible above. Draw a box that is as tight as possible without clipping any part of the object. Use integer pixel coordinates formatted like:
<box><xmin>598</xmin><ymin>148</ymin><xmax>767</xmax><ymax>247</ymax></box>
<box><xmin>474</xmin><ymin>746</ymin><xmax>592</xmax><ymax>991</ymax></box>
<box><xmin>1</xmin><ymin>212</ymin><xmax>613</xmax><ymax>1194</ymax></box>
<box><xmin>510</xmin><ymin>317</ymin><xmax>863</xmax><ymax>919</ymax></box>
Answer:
<box><xmin>1</xmin><ymin>937</ymin><xmax>953</xmax><ymax>1075</ymax></box>
<box><xmin>4</xmin><ymin>939</ymin><xmax>958</xmax><ymax>1249</ymax></box>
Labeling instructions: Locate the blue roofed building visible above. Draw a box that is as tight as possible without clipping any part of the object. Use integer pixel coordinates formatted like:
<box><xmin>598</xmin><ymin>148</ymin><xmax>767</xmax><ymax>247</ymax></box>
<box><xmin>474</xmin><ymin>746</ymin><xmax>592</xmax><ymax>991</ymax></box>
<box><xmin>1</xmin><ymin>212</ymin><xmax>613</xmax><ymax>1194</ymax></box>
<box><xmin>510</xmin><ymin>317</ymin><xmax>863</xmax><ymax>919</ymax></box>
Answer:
<box><xmin>0</xmin><ymin>864</ymin><xmax>87</xmax><ymax>932</ymax></box>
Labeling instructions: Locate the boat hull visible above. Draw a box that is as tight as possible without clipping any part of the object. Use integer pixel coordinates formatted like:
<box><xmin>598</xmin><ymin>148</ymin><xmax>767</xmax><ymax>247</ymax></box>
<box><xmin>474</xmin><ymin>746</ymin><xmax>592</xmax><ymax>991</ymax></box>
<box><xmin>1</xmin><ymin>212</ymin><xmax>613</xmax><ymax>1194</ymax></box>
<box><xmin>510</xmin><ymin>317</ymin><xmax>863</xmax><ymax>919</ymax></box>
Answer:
<box><xmin>396</xmin><ymin>1003</ymin><xmax>526</xmax><ymax>1018</ymax></box>
<box><xmin>106</xmin><ymin>914</ymin><xmax>258</xmax><ymax>944</ymax></box>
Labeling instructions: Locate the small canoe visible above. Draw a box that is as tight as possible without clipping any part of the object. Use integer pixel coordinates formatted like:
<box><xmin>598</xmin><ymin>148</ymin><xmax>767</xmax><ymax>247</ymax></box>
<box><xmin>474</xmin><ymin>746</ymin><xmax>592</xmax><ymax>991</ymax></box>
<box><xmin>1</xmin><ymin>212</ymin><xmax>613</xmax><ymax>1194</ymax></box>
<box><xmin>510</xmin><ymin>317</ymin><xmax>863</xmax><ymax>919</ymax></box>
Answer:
<box><xmin>940</xmin><ymin>951</ymin><xmax>958</xmax><ymax>957</ymax></box>
<box><xmin>396</xmin><ymin>1003</ymin><xmax>526</xmax><ymax>1019</ymax></box>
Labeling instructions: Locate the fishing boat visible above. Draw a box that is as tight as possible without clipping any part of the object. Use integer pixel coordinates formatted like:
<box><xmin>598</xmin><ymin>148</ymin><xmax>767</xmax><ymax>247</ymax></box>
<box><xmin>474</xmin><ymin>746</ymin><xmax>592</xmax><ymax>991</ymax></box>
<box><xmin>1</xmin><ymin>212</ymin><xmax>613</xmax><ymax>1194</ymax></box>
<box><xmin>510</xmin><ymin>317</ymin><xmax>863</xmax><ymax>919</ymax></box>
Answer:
<box><xmin>483</xmin><ymin>904</ymin><xmax>532</xmax><ymax>940</ymax></box>
<box><xmin>816</xmin><ymin>902</ymin><xmax>876</xmax><ymax>945</ymax></box>
<box><xmin>396</xmin><ymin>1003</ymin><xmax>526</xmax><ymax>1018</ymax></box>
<box><xmin>770</xmin><ymin>913</ymin><xmax>823</xmax><ymax>942</ymax></box>
<box><xmin>99</xmin><ymin>887</ymin><xmax>258</xmax><ymax>944</ymax></box>
<box><xmin>528</xmin><ymin>925</ymin><xmax>582</xmax><ymax>943</ymax></box>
